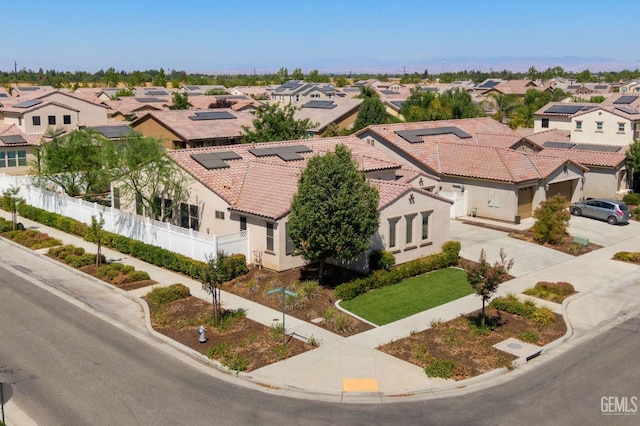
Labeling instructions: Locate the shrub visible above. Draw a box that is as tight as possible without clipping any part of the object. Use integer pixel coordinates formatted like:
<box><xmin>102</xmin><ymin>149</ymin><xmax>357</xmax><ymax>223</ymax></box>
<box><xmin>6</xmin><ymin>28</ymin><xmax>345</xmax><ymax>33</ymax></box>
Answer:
<box><xmin>613</xmin><ymin>251</ymin><xmax>640</xmax><ymax>264</ymax></box>
<box><xmin>146</xmin><ymin>283</ymin><xmax>191</xmax><ymax>305</ymax></box>
<box><xmin>298</xmin><ymin>280</ymin><xmax>320</xmax><ymax>300</ymax></box>
<box><xmin>519</xmin><ymin>331</ymin><xmax>539</xmax><ymax>343</ymax></box>
<box><xmin>126</xmin><ymin>270</ymin><xmax>151</xmax><ymax>283</ymax></box>
<box><xmin>536</xmin><ymin>281</ymin><xmax>575</xmax><ymax>296</ymax></box>
<box><xmin>368</xmin><ymin>250</ymin><xmax>396</xmax><ymax>271</ymax></box>
<box><xmin>623</xmin><ymin>193</ymin><xmax>640</xmax><ymax>206</ymax></box>
<box><xmin>213</xmin><ymin>309</ymin><xmax>246</xmax><ymax>331</ymax></box>
<box><xmin>530</xmin><ymin>307</ymin><xmax>556</xmax><ymax>325</ymax></box>
<box><xmin>490</xmin><ymin>294</ymin><xmax>556</xmax><ymax>326</ymax></box>
<box><xmin>532</xmin><ymin>195</ymin><xmax>571</xmax><ymax>244</ymax></box>
<box><xmin>425</xmin><ymin>358</ymin><xmax>456</xmax><ymax>379</ymax></box>
<box><xmin>65</xmin><ymin>253</ymin><xmax>103</xmax><ymax>268</ymax></box>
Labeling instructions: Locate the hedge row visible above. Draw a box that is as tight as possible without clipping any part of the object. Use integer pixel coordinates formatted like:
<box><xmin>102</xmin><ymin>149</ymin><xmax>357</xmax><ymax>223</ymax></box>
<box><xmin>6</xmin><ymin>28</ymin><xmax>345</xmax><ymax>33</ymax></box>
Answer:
<box><xmin>14</xmin><ymin>203</ymin><xmax>224</xmax><ymax>281</ymax></box>
<box><xmin>489</xmin><ymin>294</ymin><xmax>556</xmax><ymax>325</ymax></box>
<box><xmin>334</xmin><ymin>241</ymin><xmax>461</xmax><ymax>301</ymax></box>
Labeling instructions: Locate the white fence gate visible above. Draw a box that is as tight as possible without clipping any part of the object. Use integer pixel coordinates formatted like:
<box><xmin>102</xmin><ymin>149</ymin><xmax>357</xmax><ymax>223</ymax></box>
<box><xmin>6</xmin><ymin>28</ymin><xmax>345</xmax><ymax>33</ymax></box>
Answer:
<box><xmin>439</xmin><ymin>190</ymin><xmax>468</xmax><ymax>219</ymax></box>
<box><xmin>0</xmin><ymin>174</ymin><xmax>248</xmax><ymax>263</ymax></box>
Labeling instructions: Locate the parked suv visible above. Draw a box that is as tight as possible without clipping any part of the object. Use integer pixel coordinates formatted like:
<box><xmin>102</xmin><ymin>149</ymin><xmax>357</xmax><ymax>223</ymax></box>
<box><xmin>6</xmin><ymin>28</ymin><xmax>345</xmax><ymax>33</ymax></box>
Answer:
<box><xmin>570</xmin><ymin>198</ymin><xmax>630</xmax><ymax>225</ymax></box>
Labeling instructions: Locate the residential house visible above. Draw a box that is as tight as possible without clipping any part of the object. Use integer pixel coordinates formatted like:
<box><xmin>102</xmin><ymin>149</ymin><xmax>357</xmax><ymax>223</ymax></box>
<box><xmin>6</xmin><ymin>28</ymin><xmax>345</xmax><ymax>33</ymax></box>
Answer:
<box><xmin>179</xmin><ymin>85</ymin><xmax>228</xmax><ymax>96</ymax></box>
<box><xmin>160</xmin><ymin>136</ymin><xmax>452</xmax><ymax>272</ymax></box>
<box><xmin>9</xmin><ymin>86</ymin><xmax>56</xmax><ymax>98</ymax></box>
<box><xmin>130</xmin><ymin>108</ymin><xmax>256</xmax><ymax>149</ymax></box>
<box><xmin>534</xmin><ymin>94</ymin><xmax>640</xmax><ymax>145</ymax></box>
<box><xmin>0</xmin><ymin>124</ymin><xmax>40</xmax><ymax>175</ymax></box>
<box><xmin>357</xmin><ymin>118</ymin><xmax>587</xmax><ymax>222</ymax></box>
<box><xmin>293</xmin><ymin>98</ymin><xmax>363</xmax><ymax>137</ymax></box>
<box><xmin>270</xmin><ymin>81</ymin><xmax>337</xmax><ymax>104</ymax></box>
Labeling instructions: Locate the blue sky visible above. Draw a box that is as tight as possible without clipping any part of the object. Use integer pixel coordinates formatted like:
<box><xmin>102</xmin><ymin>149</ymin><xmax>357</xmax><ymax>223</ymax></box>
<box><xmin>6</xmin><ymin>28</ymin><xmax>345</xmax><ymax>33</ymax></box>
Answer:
<box><xmin>4</xmin><ymin>0</ymin><xmax>639</xmax><ymax>74</ymax></box>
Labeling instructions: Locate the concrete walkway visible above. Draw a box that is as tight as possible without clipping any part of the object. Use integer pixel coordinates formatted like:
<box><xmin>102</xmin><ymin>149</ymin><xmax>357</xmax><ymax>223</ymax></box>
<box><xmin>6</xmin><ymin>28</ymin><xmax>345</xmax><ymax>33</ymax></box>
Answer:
<box><xmin>3</xmin><ymin>211</ymin><xmax>640</xmax><ymax>422</ymax></box>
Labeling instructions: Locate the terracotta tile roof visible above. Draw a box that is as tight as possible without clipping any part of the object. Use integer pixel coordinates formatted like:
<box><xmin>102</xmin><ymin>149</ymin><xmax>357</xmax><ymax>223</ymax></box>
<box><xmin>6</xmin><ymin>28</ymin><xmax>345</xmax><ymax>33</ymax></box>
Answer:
<box><xmin>132</xmin><ymin>108</ymin><xmax>256</xmax><ymax>141</ymax></box>
<box><xmin>2</xmin><ymin>100</ymin><xmax>79</xmax><ymax>114</ymax></box>
<box><xmin>525</xmin><ymin>129</ymin><xmax>571</xmax><ymax>145</ymax></box>
<box><xmin>294</xmin><ymin>98</ymin><xmax>363</xmax><ymax>131</ymax></box>
<box><xmin>534</xmin><ymin>101</ymin><xmax>597</xmax><ymax>116</ymax></box>
<box><xmin>104</xmin><ymin>97</ymin><xmax>168</xmax><ymax>115</ymax></box>
<box><xmin>0</xmin><ymin>123</ymin><xmax>41</xmax><ymax>145</ymax></box>
<box><xmin>474</xmin><ymin>132</ymin><xmax>523</xmax><ymax>148</ymax></box>
<box><xmin>537</xmin><ymin>147</ymin><xmax>625</xmax><ymax>168</ymax></box>
<box><xmin>490</xmin><ymin>80</ymin><xmax>542</xmax><ymax>96</ymax></box>
<box><xmin>169</xmin><ymin>136</ymin><xmax>416</xmax><ymax>219</ymax></box>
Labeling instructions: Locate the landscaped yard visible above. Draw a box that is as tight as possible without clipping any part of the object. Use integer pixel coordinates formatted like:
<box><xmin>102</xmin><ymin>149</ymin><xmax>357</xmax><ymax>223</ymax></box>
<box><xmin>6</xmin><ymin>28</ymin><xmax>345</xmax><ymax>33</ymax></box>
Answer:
<box><xmin>339</xmin><ymin>268</ymin><xmax>472</xmax><ymax>325</ymax></box>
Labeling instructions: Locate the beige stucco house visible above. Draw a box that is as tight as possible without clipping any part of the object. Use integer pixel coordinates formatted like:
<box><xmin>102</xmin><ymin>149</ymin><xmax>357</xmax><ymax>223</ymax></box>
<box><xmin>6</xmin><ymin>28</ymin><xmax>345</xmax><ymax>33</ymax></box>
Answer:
<box><xmin>0</xmin><ymin>124</ymin><xmax>40</xmax><ymax>175</ymax></box>
<box><xmin>357</xmin><ymin>118</ymin><xmax>587</xmax><ymax>222</ymax></box>
<box><xmin>142</xmin><ymin>136</ymin><xmax>454</xmax><ymax>272</ymax></box>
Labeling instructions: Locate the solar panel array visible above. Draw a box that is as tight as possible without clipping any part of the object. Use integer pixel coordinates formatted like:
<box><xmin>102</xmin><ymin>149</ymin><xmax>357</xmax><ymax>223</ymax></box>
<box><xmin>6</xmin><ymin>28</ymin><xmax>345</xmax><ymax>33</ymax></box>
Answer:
<box><xmin>248</xmin><ymin>144</ymin><xmax>312</xmax><ymax>161</ymax></box>
<box><xmin>18</xmin><ymin>87</ymin><xmax>39</xmax><ymax>91</ymax></box>
<box><xmin>191</xmin><ymin>151</ymin><xmax>242</xmax><ymax>170</ymax></box>
<box><xmin>91</xmin><ymin>125</ymin><xmax>135</xmax><ymax>139</ymax></box>
<box><xmin>615</xmin><ymin>106</ymin><xmax>639</xmax><ymax>115</ymax></box>
<box><xmin>0</xmin><ymin>93</ymin><xmax>8</xmax><ymax>98</ymax></box>
<box><xmin>145</xmin><ymin>90</ymin><xmax>169</xmax><ymax>96</ymax></box>
<box><xmin>544</xmin><ymin>104</ymin><xmax>595</xmax><ymax>115</ymax></box>
<box><xmin>395</xmin><ymin>126</ymin><xmax>472</xmax><ymax>143</ymax></box>
<box><xmin>574</xmin><ymin>144</ymin><xmax>622</xmax><ymax>153</ymax></box>
<box><xmin>135</xmin><ymin>97</ymin><xmax>165</xmax><ymax>103</ymax></box>
<box><xmin>0</xmin><ymin>135</ymin><xmax>27</xmax><ymax>145</ymax></box>
<box><xmin>478</xmin><ymin>80</ymin><xmax>500</xmax><ymax>89</ymax></box>
<box><xmin>542</xmin><ymin>141</ymin><xmax>575</xmax><ymax>149</ymax></box>
<box><xmin>380</xmin><ymin>90</ymin><xmax>400</xmax><ymax>95</ymax></box>
<box><xmin>613</xmin><ymin>96</ymin><xmax>638</xmax><ymax>105</ymax></box>
<box><xmin>13</xmin><ymin>99</ymin><xmax>42</xmax><ymax>108</ymax></box>
<box><xmin>302</xmin><ymin>100</ymin><xmax>336</xmax><ymax>109</ymax></box>
<box><xmin>594</xmin><ymin>85</ymin><xmax>609</xmax><ymax>90</ymax></box>
<box><xmin>188</xmin><ymin>111</ymin><xmax>236</xmax><ymax>121</ymax></box>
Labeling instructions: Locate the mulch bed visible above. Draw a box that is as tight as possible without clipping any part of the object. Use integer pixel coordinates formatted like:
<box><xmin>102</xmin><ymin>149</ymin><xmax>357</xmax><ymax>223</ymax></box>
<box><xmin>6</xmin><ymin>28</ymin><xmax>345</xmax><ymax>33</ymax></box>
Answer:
<box><xmin>378</xmin><ymin>308</ymin><xmax>566</xmax><ymax>380</ymax></box>
<box><xmin>78</xmin><ymin>264</ymin><xmax>158</xmax><ymax>291</ymax></box>
<box><xmin>145</xmin><ymin>295</ymin><xmax>316</xmax><ymax>372</ymax></box>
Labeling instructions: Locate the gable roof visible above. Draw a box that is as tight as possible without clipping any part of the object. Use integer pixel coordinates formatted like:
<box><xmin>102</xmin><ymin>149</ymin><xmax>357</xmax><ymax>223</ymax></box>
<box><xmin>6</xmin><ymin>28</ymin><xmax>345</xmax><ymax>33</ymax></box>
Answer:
<box><xmin>0</xmin><ymin>123</ymin><xmax>41</xmax><ymax>146</ymax></box>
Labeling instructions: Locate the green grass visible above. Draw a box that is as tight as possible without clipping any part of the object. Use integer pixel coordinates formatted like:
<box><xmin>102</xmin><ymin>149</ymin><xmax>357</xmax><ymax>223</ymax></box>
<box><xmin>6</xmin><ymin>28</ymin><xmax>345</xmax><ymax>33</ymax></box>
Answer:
<box><xmin>339</xmin><ymin>268</ymin><xmax>472</xmax><ymax>325</ymax></box>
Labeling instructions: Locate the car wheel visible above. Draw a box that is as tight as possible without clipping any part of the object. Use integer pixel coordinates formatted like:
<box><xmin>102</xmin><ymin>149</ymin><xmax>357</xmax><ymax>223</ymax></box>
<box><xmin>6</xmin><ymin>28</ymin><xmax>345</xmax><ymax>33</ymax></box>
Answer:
<box><xmin>607</xmin><ymin>216</ymin><xmax>617</xmax><ymax>225</ymax></box>
<box><xmin>571</xmin><ymin>207</ymin><xmax>582</xmax><ymax>216</ymax></box>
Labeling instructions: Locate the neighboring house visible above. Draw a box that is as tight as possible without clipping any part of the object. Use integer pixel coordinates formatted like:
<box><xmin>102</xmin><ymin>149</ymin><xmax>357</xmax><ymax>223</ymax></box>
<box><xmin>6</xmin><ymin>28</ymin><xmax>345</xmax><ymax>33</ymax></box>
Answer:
<box><xmin>481</xmin><ymin>79</ymin><xmax>545</xmax><ymax>96</ymax></box>
<box><xmin>526</xmin><ymin>128</ymin><xmax>629</xmax><ymax>198</ymax></box>
<box><xmin>34</xmin><ymin>91</ymin><xmax>109</xmax><ymax>127</ymax></box>
<box><xmin>0</xmin><ymin>124</ymin><xmax>40</xmax><ymax>175</ymax></box>
<box><xmin>294</xmin><ymin>98</ymin><xmax>363</xmax><ymax>136</ymax></box>
<box><xmin>270</xmin><ymin>81</ymin><xmax>337</xmax><ymax>104</ymax></box>
<box><xmin>228</xmin><ymin>85</ymin><xmax>276</xmax><ymax>99</ymax></box>
<box><xmin>103</xmin><ymin>97</ymin><xmax>168</xmax><ymax>121</ymax></box>
<box><xmin>9</xmin><ymin>85</ymin><xmax>56</xmax><ymax>97</ymax></box>
<box><xmin>619</xmin><ymin>80</ymin><xmax>640</xmax><ymax>94</ymax></box>
<box><xmin>179</xmin><ymin>85</ymin><xmax>228</xmax><ymax>96</ymax></box>
<box><xmin>534</xmin><ymin>94</ymin><xmax>640</xmax><ymax>144</ymax></box>
<box><xmin>1</xmin><ymin>98</ymin><xmax>80</xmax><ymax>134</ymax></box>
<box><xmin>82</xmin><ymin>123</ymin><xmax>137</xmax><ymax>141</ymax></box>
<box><xmin>357</xmin><ymin>118</ymin><xmax>587</xmax><ymax>222</ymax></box>
<box><xmin>158</xmin><ymin>136</ymin><xmax>452</xmax><ymax>272</ymax></box>
<box><xmin>130</xmin><ymin>108</ymin><xmax>256</xmax><ymax>149</ymax></box>
<box><xmin>187</xmin><ymin>94</ymin><xmax>261</xmax><ymax>112</ymax></box>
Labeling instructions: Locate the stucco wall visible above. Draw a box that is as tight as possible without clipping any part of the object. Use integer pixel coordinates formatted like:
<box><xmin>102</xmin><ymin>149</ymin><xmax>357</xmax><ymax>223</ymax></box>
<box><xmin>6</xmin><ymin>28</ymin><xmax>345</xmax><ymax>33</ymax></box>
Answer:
<box><xmin>570</xmin><ymin>110</ymin><xmax>633</xmax><ymax>145</ymax></box>
<box><xmin>45</xmin><ymin>93</ymin><xmax>108</xmax><ymax>126</ymax></box>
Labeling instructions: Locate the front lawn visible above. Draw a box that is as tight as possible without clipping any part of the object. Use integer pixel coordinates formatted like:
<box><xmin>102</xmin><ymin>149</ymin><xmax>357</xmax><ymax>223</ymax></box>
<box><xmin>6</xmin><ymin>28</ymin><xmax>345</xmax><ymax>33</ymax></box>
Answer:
<box><xmin>339</xmin><ymin>268</ymin><xmax>472</xmax><ymax>325</ymax></box>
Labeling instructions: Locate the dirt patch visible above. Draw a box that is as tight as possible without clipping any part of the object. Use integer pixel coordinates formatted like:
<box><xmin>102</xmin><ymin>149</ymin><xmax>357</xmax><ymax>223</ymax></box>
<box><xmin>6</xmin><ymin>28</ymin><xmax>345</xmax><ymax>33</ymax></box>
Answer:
<box><xmin>224</xmin><ymin>265</ymin><xmax>374</xmax><ymax>337</ymax></box>
<box><xmin>378</xmin><ymin>308</ymin><xmax>566</xmax><ymax>380</ymax></box>
<box><xmin>146</xmin><ymin>295</ymin><xmax>316</xmax><ymax>372</ymax></box>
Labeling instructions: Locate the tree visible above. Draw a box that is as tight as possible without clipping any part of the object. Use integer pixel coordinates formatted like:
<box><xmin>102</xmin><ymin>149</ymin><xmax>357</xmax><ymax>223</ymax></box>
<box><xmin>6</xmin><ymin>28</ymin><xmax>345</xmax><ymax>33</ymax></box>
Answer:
<box><xmin>626</xmin><ymin>139</ymin><xmax>640</xmax><ymax>192</ymax></box>
<box><xmin>333</xmin><ymin>76</ymin><xmax>349</xmax><ymax>87</ymax></box>
<box><xmin>2</xmin><ymin>187</ymin><xmax>23</xmax><ymax>231</ymax></box>
<box><xmin>241</xmin><ymin>103</ymin><xmax>316</xmax><ymax>143</ymax></box>
<box><xmin>106</xmin><ymin>134</ymin><xmax>190</xmax><ymax>222</ymax></box>
<box><xmin>356</xmin><ymin>86</ymin><xmax>378</xmax><ymax>99</ymax></box>
<box><xmin>465</xmin><ymin>248</ymin><xmax>514</xmax><ymax>327</ymax></box>
<box><xmin>274</xmin><ymin>67</ymin><xmax>289</xmax><ymax>84</ymax></box>
<box><xmin>127</xmin><ymin>70</ymin><xmax>146</xmax><ymax>88</ymax></box>
<box><xmin>152</xmin><ymin>68</ymin><xmax>167</xmax><ymax>87</ymax></box>
<box><xmin>291</xmin><ymin>67</ymin><xmax>304</xmax><ymax>80</ymax></box>
<box><xmin>86</xmin><ymin>213</ymin><xmax>105</xmax><ymax>268</ymax></box>
<box><xmin>485</xmin><ymin>92</ymin><xmax>520</xmax><ymax>123</ymax></box>
<box><xmin>103</xmin><ymin>67</ymin><xmax>119</xmax><ymax>87</ymax></box>
<box><xmin>353</xmin><ymin>96</ymin><xmax>387</xmax><ymax>131</ymax></box>
<box><xmin>532</xmin><ymin>195</ymin><xmax>571</xmax><ymax>244</ymax></box>
<box><xmin>32</xmin><ymin>129</ymin><xmax>111</xmax><ymax>198</ymax></box>
<box><xmin>200</xmin><ymin>251</ymin><xmax>227</xmax><ymax>323</ymax></box>
<box><xmin>288</xmin><ymin>144</ymin><xmax>380</xmax><ymax>280</ymax></box>
<box><xmin>170</xmin><ymin>92</ymin><xmax>190</xmax><ymax>110</ymax></box>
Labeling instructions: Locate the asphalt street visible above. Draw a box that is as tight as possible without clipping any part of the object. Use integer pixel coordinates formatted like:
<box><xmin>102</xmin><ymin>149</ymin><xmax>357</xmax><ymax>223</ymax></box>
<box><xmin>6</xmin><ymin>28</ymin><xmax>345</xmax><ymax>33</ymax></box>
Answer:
<box><xmin>1</xmin><ymin>264</ymin><xmax>639</xmax><ymax>426</ymax></box>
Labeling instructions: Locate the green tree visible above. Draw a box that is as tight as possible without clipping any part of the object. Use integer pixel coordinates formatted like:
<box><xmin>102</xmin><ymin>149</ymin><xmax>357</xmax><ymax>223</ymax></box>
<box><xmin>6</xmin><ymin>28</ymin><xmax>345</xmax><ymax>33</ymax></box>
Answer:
<box><xmin>274</xmin><ymin>67</ymin><xmax>289</xmax><ymax>84</ymax></box>
<box><xmin>532</xmin><ymin>195</ymin><xmax>571</xmax><ymax>244</ymax></box>
<box><xmin>199</xmin><ymin>251</ymin><xmax>227</xmax><ymax>323</ymax></box>
<box><xmin>241</xmin><ymin>103</ymin><xmax>316</xmax><ymax>143</ymax></box>
<box><xmin>333</xmin><ymin>76</ymin><xmax>349</xmax><ymax>87</ymax></box>
<box><xmin>86</xmin><ymin>213</ymin><xmax>105</xmax><ymax>267</ymax></box>
<box><xmin>291</xmin><ymin>67</ymin><xmax>304</xmax><ymax>80</ymax></box>
<box><xmin>320</xmin><ymin>122</ymin><xmax>343</xmax><ymax>137</ymax></box>
<box><xmin>127</xmin><ymin>70</ymin><xmax>146</xmax><ymax>88</ymax></box>
<box><xmin>32</xmin><ymin>129</ymin><xmax>110</xmax><ymax>198</ymax></box>
<box><xmin>575</xmin><ymin>69</ymin><xmax>592</xmax><ymax>83</ymax></box>
<box><xmin>111</xmin><ymin>88</ymin><xmax>135</xmax><ymax>99</ymax></box>
<box><xmin>625</xmin><ymin>139</ymin><xmax>640</xmax><ymax>192</ymax></box>
<box><xmin>356</xmin><ymin>86</ymin><xmax>378</xmax><ymax>99</ymax></box>
<box><xmin>353</xmin><ymin>96</ymin><xmax>387</xmax><ymax>131</ymax></box>
<box><xmin>485</xmin><ymin>92</ymin><xmax>521</xmax><ymax>123</ymax></box>
<box><xmin>465</xmin><ymin>248</ymin><xmax>514</xmax><ymax>327</ymax></box>
<box><xmin>152</xmin><ymin>68</ymin><xmax>167</xmax><ymax>87</ymax></box>
<box><xmin>288</xmin><ymin>144</ymin><xmax>380</xmax><ymax>280</ymax></box>
<box><xmin>106</xmin><ymin>134</ymin><xmax>190</xmax><ymax>222</ymax></box>
<box><xmin>103</xmin><ymin>67</ymin><xmax>119</xmax><ymax>87</ymax></box>
<box><xmin>2</xmin><ymin>186</ymin><xmax>23</xmax><ymax>230</ymax></box>
<box><xmin>170</xmin><ymin>92</ymin><xmax>190</xmax><ymax>110</ymax></box>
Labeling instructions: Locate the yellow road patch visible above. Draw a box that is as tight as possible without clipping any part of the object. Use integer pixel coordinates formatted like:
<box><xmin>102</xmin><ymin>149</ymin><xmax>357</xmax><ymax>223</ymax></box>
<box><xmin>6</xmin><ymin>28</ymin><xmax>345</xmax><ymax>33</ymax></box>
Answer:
<box><xmin>343</xmin><ymin>378</ymin><xmax>379</xmax><ymax>392</ymax></box>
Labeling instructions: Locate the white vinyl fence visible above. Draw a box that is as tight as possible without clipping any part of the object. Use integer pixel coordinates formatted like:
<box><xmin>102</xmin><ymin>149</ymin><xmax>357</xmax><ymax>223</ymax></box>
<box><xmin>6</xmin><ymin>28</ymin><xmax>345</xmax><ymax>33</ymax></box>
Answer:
<box><xmin>439</xmin><ymin>190</ymin><xmax>468</xmax><ymax>219</ymax></box>
<box><xmin>0</xmin><ymin>174</ymin><xmax>248</xmax><ymax>263</ymax></box>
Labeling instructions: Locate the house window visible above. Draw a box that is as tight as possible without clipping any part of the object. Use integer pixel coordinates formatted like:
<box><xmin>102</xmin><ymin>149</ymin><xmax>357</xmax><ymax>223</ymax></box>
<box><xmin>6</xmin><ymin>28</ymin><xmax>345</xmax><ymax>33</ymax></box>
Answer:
<box><xmin>215</xmin><ymin>210</ymin><xmax>225</xmax><ymax>220</ymax></box>
<box><xmin>575</xmin><ymin>120</ymin><xmax>582</xmax><ymax>130</ymax></box>
<box><xmin>285</xmin><ymin>222</ymin><xmax>294</xmax><ymax>255</ymax></box>
<box><xmin>388</xmin><ymin>217</ymin><xmax>400</xmax><ymax>249</ymax></box>
<box><xmin>63</xmin><ymin>115</ymin><xmax>71</xmax><ymax>125</ymax></box>
<box><xmin>405</xmin><ymin>214</ymin><xmax>416</xmax><ymax>245</ymax></box>
<box><xmin>596</xmin><ymin>121</ymin><xmax>603</xmax><ymax>131</ymax></box>
<box><xmin>0</xmin><ymin>152</ymin><xmax>5</xmax><ymax>168</ymax></box>
<box><xmin>541</xmin><ymin>118</ymin><xmax>549</xmax><ymax>128</ymax></box>
<box><xmin>618</xmin><ymin>123</ymin><xmax>625</xmax><ymax>132</ymax></box>
<box><xmin>48</xmin><ymin>116</ymin><xmax>56</xmax><ymax>125</ymax></box>
<box><xmin>7</xmin><ymin>151</ymin><xmax>16</xmax><ymax>167</ymax></box>
<box><xmin>266</xmin><ymin>222</ymin><xmax>274</xmax><ymax>252</ymax></box>
<box><xmin>421</xmin><ymin>211</ymin><xmax>431</xmax><ymax>241</ymax></box>
<box><xmin>240</xmin><ymin>216</ymin><xmax>247</xmax><ymax>231</ymax></box>
<box><xmin>180</xmin><ymin>203</ymin><xmax>199</xmax><ymax>230</ymax></box>
<box><xmin>113</xmin><ymin>187</ymin><xmax>120</xmax><ymax>209</ymax></box>
<box><xmin>153</xmin><ymin>197</ymin><xmax>172</xmax><ymax>221</ymax></box>
<box><xmin>17</xmin><ymin>150</ymin><xmax>26</xmax><ymax>166</ymax></box>
<box><xmin>135</xmin><ymin>193</ymin><xmax>144</xmax><ymax>215</ymax></box>
<box><xmin>32</xmin><ymin>116</ymin><xmax>41</xmax><ymax>126</ymax></box>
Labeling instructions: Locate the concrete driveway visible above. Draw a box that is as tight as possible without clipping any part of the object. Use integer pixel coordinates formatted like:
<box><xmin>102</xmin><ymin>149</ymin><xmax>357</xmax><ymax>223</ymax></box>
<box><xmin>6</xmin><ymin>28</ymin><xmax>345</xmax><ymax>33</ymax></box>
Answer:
<box><xmin>567</xmin><ymin>214</ymin><xmax>640</xmax><ymax>247</ymax></box>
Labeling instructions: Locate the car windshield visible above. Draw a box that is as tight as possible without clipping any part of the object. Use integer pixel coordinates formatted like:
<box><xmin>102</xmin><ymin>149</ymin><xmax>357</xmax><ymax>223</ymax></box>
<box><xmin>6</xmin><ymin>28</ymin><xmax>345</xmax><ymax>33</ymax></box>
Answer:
<box><xmin>619</xmin><ymin>204</ymin><xmax>629</xmax><ymax>211</ymax></box>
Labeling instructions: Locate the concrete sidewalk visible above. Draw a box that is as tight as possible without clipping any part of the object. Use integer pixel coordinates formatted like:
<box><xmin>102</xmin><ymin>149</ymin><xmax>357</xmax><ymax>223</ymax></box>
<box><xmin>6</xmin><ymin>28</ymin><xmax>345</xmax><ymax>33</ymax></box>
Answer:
<box><xmin>3</xmin><ymin>211</ymin><xmax>640</xmax><ymax>419</ymax></box>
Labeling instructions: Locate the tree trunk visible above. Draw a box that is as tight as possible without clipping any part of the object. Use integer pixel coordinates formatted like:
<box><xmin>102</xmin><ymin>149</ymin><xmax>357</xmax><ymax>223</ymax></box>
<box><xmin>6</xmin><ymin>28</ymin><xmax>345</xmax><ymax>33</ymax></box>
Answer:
<box><xmin>481</xmin><ymin>297</ymin><xmax>486</xmax><ymax>327</ymax></box>
<box><xmin>317</xmin><ymin>259</ymin><xmax>325</xmax><ymax>283</ymax></box>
